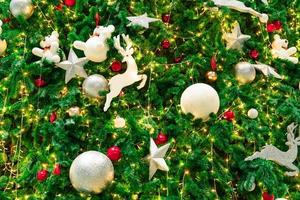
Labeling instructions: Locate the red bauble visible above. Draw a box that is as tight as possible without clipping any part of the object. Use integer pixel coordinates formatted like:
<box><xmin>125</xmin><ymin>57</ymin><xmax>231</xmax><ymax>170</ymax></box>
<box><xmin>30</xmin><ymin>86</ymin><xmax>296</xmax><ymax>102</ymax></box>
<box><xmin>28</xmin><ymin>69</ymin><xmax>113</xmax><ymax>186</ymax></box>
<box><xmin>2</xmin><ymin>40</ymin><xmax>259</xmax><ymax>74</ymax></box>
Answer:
<box><xmin>64</xmin><ymin>0</ymin><xmax>76</xmax><ymax>7</ymax></box>
<box><xmin>111</xmin><ymin>60</ymin><xmax>122</xmax><ymax>72</ymax></box>
<box><xmin>161</xmin><ymin>39</ymin><xmax>170</xmax><ymax>49</ymax></box>
<box><xmin>162</xmin><ymin>14</ymin><xmax>171</xmax><ymax>23</ymax></box>
<box><xmin>3</xmin><ymin>18</ymin><xmax>11</xmax><ymax>23</ymax></box>
<box><xmin>262</xmin><ymin>192</ymin><xmax>275</xmax><ymax>200</ymax></box>
<box><xmin>174</xmin><ymin>56</ymin><xmax>183</xmax><ymax>63</ymax></box>
<box><xmin>95</xmin><ymin>12</ymin><xmax>100</xmax><ymax>26</ymax></box>
<box><xmin>273</xmin><ymin>20</ymin><xmax>282</xmax><ymax>30</ymax></box>
<box><xmin>107</xmin><ymin>146</ymin><xmax>121</xmax><ymax>161</ymax></box>
<box><xmin>210</xmin><ymin>55</ymin><xmax>217</xmax><ymax>71</ymax></box>
<box><xmin>155</xmin><ymin>132</ymin><xmax>168</xmax><ymax>145</ymax></box>
<box><xmin>37</xmin><ymin>170</ymin><xmax>48</xmax><ymax>181</ymax></box>
<box><xmin>224</xmin><ymin>110</ymin><xmax>235</xmax><ymax>122</ymax></box>
<box><xmin>266</xmin><ymin>23</ymin><xmax>276</xmax><ymax>32</ymax></box>
<box><xmin>35</xmin><ymin>78</ymin><xmax>46</xmax><ymax>88</ymax></box>
<box><xmin>53</xmin><ymin>164</ymin><xmax>61</xmax><ymax>175</ymax></box>
<box><xmin>249</xmin><ymin>49</ymin><xmax>259</xmax><ymax>60</ymax></box>
<box><xmin>49</xmin><ymin>112</ymin><xmax>57</xmax><ymax>123</ymax></box>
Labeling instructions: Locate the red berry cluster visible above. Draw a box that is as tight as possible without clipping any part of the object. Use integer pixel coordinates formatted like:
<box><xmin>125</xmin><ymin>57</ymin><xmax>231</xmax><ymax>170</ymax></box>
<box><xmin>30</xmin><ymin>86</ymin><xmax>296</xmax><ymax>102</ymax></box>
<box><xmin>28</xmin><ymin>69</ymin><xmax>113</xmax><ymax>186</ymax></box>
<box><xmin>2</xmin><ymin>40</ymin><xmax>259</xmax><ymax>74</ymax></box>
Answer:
<box><xmin>266</xmin><ymin>20</ymin><xmax>282</xmax><ymax>32</ymax></box>
<box><xmin>37</xmin><ymin>164</ymin><xmax>61</xmax><ymax>181</ymax></box>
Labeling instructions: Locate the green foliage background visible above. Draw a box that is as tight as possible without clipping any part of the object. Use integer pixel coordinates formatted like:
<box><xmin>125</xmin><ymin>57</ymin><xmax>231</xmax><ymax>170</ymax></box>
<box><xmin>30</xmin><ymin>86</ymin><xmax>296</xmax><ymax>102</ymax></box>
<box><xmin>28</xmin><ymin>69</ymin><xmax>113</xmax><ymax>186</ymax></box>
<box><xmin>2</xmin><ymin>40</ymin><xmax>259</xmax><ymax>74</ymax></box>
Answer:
<box><xmin>0</xmin><ymin>0</ymin><xmax>299</xmax><ymax>199</ymax></box>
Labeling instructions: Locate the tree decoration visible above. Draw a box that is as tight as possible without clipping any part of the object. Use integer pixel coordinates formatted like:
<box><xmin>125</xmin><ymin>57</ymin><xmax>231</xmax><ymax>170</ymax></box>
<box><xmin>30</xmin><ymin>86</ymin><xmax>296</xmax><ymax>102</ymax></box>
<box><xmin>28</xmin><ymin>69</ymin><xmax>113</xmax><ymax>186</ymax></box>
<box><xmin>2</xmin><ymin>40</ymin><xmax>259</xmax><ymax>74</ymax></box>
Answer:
<box><xmin>82</xmin><ymin>74</ymin><xmax>108</xmax><ymax>98</ymax></box>
<box><xmin>155</xmin><ymin>132</ymin><xmax>168</xmax><ymax>145</ymax></box>
<box><xmin>205</xmin><ymin>71</ymin><xmax>218</xmax><ymax>82</ymax></box>
<box><xmin>56</xmin><ymin>48</ymin><xmax>88</xmax><ymax>83</ymax></box>
<box><xmin>0</xmin><ymin>20</ymin><xmax>7</xmax><ymax>56</ymax></box>
<box><xmin>161</xmin><ymin>39</ymin><xmax>170</xmax><ymax>49</ymax></box>
<box><xmin>245</xmin><ymin>123</ymin><xmax>300</xmax><ymax>176</ymax></box>
<box><xmin>271</xmin><ymin>34</ymin><xmax>298</xmax><ymax>64</ymax></box>
<box><xmin>104</xmin><ymin>34</ymin><xmax>147</xmax><ymax>111</ymax></box>
<box><xmin>174</xmin><ymin>55</ymin><xmax>183</xmax><ymax>63</ymax></box>
<box><xmin>223</xmin><ymin>22</ymin><xmax>251</xmax><ymax>51</ymax></box>
<box><xmin>249</xmin><ymin>49</ymin><xmax>259</xmax><ymax>60</ymax></box>
<box><xmin>210</xmin><ymin>55</ymin><xmax>217</xmax><ymax>71</ymax></box>
<box><xmin>267</xmin><ymin>20</ymin><xmax>282</xmax><ymax>32</ymax></box>
<box><xmin>37</xmin><ymin>169</ymin><xmax>48</xmax><ymax>181</ymax></box>
<box><xmin>111</xmin><ymin>60</ymin><xmax>122</xmax><ymax>72</ymax></box>
<box><xmin>34</xmin><ymin>77</ymin><xmax>46</xmax><ymax>87</ymax></box>
<box><xmin>253</xmin><ymin>62</ymin><xmax>282</xmax><ymax>79</ymax></box>
<box><xmin>262</xmin><ymin>192</ymin><xmax>275</xmax><ymax>200</ymax></box>
<box><xmin>211</xmin><ymin>0</ymin><xmax>269</xmax><ymax>23</ymax></box>
<box><xmin>180</xmin><ymin>83</ymin><xmax>220</xmax><ymax>121</ymax></box>
<box><xmin>107</xmin><ymin>146</ymin><xmax>121</xmax><ymax>161</ymax></box>
<box><xmin>53</xmin><ymin>164</ymin><xmax>61</xmax><ymax>175</ymax></box>
<box><xmin>148</xmin><ymin>138</ymin><xmax>170</xmax><ymax>180</ymax></box>
<box><xmin>126</xmin><ymin>13</ymin><xmax>159</xmax><ymax>29</ymax></box>
<box><xmin>67</xmin><ymin>106</ymin><xmax>81</xmax><ymax>117</ymax></box>
<box><xmin>247</xmin><ymin>108</ymin><xmax>258</xmax><ymax>119</ymax></box>
<box><xmin>162</xmin><ymin>14</ymin><xmax>171</xmax><ymax>23</ymax></box>
<box><xmin>73</xmin><ymin>25</ymin><xmax>115</xmax><ymax>62</ymax></box>
<box><xmin>223</xmin><ymin>110</ymin><xmax>235</xmax><ymax>121</ymax></box>
<box><xmin>69</xmin><ymin>151</ymin><xmax>114</xmax><ymax>194</ymax></box>
<box><xmin>49</xmin><ymin>112</ymin><xmax>57</xmax><ymax>123</ymax></box>
<box><xmin>64</xmin><ymin>0</ymin><xmax>76</xmax><ymax>7</ymax></box>
<box><xmin>10</xmin><ymin>0</ymin><xmax>34</xmax><ymax>20</ymax></box>
<box><xmin>113</xmin><ymin>116</ymin><xmax>126</xmax><ymax>128</ymax></box>
<box><xmin>32</xmin><ymin>31</ymin><xmax>61</xmax><ymax>63</ymax></box>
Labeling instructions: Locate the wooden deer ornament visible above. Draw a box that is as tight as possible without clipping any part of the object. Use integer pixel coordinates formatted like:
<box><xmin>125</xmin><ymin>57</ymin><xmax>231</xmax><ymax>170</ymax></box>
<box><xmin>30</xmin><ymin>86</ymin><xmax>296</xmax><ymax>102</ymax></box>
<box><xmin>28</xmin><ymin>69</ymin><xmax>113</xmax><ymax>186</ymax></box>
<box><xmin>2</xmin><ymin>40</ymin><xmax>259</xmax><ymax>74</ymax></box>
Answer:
<box><xmin>245</xmin><ymin>123</ymin><xmax>300</xmax><ymax>176</ymax></box>
<box><xmin>103</xmin><ymin>34</ymin><xmax>147</xmax><ymax>112</ymax></box>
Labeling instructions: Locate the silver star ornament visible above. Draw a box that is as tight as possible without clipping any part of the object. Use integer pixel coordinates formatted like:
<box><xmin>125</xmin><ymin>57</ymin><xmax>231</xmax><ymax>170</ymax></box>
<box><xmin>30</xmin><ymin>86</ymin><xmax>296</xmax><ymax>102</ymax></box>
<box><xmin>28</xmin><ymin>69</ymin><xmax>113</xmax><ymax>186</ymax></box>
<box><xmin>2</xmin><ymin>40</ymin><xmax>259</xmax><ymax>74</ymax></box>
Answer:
<box><xmin>223</xmin><ymin>23</ymin><xmax>251</xmax><ymax>51</ymax></box>
<box><xmin>127</xmin><ymin>13</ymin><xmax>159</xmax><ymax>29</ymax></box>
<box><xmin>148</xmin><ymin>138</ymin><xmax>170</xmax><ymax>180</ymax></box>
<box><xmin>56</xmin><ymin>49</ymin><xmax>88</xmax><ymax>84</ymax></box>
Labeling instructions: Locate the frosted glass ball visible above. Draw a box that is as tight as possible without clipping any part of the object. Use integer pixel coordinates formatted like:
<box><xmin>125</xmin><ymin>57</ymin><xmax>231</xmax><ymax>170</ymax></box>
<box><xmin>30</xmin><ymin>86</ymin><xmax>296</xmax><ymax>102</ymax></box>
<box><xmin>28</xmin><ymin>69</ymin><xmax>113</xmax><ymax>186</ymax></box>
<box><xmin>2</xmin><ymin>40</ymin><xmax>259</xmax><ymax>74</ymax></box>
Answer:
<box><xmin>82</xmin><ymin>74</ymin><xmax>108</xmax><ymax>98</ymax></box>
<box><xmin>10</xmin><ymin>0</ymin><xmax>34</xmax><ymax>19</ymax></box>
<box><xmin>180</xmin><ymin>83</ymin><xmax>220</xmax><ymax>121</ymax></box>
<box><xmin>84</xmin><ymin>37</ymin><xmax>108</xmax><ymax>62</ymax></box>
<box><xmin>247</xmin><ymin>108</ymin><xmax>258</xmax><ymax>119</ymax></box>
<box><xmin>235</xmin><ymin>62</ymin><xmax>256</xmax><ymax>84</ymax></box>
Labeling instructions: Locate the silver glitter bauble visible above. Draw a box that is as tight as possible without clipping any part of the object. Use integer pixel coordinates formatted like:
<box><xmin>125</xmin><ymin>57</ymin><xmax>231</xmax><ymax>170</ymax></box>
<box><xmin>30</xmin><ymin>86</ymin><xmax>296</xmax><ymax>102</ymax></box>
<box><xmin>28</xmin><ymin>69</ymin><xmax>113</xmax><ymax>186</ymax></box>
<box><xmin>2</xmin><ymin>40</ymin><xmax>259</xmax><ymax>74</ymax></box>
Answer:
<box><xmin>10</xmin><ymin>0</ymin><xmax>34</xmax><ymax>19</ymax></box>
<box><xmin>247</xmin><ymin>108</ymin><xmax>258</xmax><ymax>119</ymax></box>
<box><xmin>69</xmin><ymin>151</ymin><xmax>114</xmax><ymax>194</ymax></box>
<box><xmin>235</xmin><ymin>62</ymin><xmax>256</xmax><ymax>84</ymax></box>
<box><xmin>82</xmin><ymin>74</ymin><xmax>108</xmax><ymax>98</ymax></box>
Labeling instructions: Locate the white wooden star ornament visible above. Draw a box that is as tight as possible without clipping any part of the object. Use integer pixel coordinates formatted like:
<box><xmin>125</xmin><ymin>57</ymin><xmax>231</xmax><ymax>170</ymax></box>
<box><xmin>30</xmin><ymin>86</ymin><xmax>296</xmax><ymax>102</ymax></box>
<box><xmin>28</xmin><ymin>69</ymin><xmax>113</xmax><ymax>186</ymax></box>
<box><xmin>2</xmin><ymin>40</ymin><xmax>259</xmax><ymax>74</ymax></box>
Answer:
<box><xmin>127</xmin><ymin>13</ymin><xmax>159</xmax><ymax>29</ymax></box>
<box><xmin>223</xmin><ymin>22</ymin><xmax>251</xmax><ymax>51</ymax></box>
<box><xmin>56</xmin><ymin>48</ymin><xmax>88</xmax><ymax>84</ymax></box>
<box><xmin>148</xmin><ymin>138</ymin><xmax>170</xmax><ymax>180</ymax></box>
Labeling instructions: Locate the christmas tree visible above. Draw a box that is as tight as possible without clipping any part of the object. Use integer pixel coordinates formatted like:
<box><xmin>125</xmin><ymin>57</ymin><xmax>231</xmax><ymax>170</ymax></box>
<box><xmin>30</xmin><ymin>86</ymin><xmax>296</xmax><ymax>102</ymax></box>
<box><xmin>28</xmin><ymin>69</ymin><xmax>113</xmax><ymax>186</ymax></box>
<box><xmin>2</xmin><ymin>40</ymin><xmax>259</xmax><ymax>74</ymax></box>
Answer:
<box><xmin>0</xmin><ymin>0</ymin><xmax>299</xmax><ymax>199</ymax></box>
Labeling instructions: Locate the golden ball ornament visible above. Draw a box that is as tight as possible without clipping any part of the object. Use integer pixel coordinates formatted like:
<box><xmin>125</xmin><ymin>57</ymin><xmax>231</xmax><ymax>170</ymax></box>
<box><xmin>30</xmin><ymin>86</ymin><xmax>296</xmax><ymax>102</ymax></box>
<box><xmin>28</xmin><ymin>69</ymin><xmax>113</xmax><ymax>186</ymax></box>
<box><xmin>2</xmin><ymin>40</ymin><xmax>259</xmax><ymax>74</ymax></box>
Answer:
<box><xmin>235</xmin><ymin>62</ymin><xmax>256</xmax><ymax>84</ymax></box>
<box><xmin>205</xmin><ymin>71</ymin><xmax>218</xmax><ymax>82</ymax></box>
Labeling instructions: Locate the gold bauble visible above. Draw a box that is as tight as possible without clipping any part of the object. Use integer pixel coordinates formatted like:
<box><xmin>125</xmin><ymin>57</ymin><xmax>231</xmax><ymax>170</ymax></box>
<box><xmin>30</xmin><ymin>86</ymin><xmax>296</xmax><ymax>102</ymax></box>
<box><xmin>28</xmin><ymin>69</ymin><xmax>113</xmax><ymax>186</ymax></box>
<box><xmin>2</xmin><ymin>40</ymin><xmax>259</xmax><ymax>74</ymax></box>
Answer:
<box><xmin>0</xmin><ymin>40</ymin><xmax>7</xmax><ymax>56</ymax></box>
<box><xmin>205</xmin><ymin>71</ymin><xmax>218</xmax><ymax>82</ymax></box>
<box><xmin>235</xmin><ymin>62</ymin><xmax>256</xmax><ymax>84</ymax></box>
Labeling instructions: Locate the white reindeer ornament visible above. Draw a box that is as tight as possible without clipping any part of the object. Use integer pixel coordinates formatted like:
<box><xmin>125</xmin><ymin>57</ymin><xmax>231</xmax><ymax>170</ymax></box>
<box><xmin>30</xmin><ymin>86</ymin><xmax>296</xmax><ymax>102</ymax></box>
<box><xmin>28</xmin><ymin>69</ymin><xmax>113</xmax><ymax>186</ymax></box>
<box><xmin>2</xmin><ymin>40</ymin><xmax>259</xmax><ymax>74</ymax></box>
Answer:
<box><xmin>103</xmin><ymin>34</ymin><xmax>147</xmax><ymax>112</ymax></box>
<box><xmin>245</xmin><ymin>123</ymin><xmax>300</xmax><ymax>176</ymax></box>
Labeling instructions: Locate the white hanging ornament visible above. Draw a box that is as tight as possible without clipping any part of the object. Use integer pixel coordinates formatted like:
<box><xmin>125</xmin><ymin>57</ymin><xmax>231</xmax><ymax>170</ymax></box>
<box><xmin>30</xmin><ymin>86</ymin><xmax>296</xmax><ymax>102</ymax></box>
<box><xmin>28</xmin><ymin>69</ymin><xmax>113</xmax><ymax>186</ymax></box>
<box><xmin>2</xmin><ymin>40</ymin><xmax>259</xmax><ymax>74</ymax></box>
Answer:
<box><xmin>103</xmin><ymin>34</ymin><xmax>147</xmax><ymax>111</ymax></box>
<box><xmin>114</xmin><ymin>116</ymin><xmax>126</xmax><ymax>128</ymax></box>
<box><xmin>223</xmin><ymin>22</ymin><xmax>251</xmax><ymax>51</ymax></box>
<box><xmin>69</xmin><ymin>151</ymin><xmax>114</xmax><ymax>194</ymax></box>
<box><xmin>247</xmin><ymin>108</ymin><xmax>258</xmax><ymax>119</ymax></box>
<box><xmin>127</xmin><ymin>13</ymin><xmax>160</xmax><ymax>29</ymax></box>
<box><xmin>56</xmin><ymin>48</ymin><xmax>88</xmax><ymax>83</ymax></box>
<box><xmin>67</xmin><ymin>107</ymin><xmax>81</xmax><ymax>117</ymax></box>
<box><xmin>148</xmin><ymin>138</ymin><xmax>170</xmax><ymax>180</ymax></box>
<box><xmin>10</xmin><ymin>0</ymin><xmax>34</xmax><ymax>19</ymax></box>
<box><xmin>211</xmin><ymin>0</ymin><xmax>269</xmax><ymax>23</ymax></box>
<box><xmin>235</xmin><ymin>62</ymin><xmax>282</xmax><ymax>84</ymax></box>
<box><xmin>245</xmin><ymin>123</ymin><xmax>300</xmax><ymax>176</ymax></box>
<box><xmin>82</xmin><ymin>74</ymin><xmax>108</xmax><ymax>98</ymax></box>
<box><xmin>180</xmin><ymin>83</ymin><xmax>220</xmax><ymax>121</ymax></box>
<box><xmin>32</xmin><ymin>31</ymin><xmax>61</xmax><ymax>63</ymax></box>
<box><xmin>0</xmin><ymin>20</ymin><xmax>7</xmax><ymax>56</ymax></box>
<box><xmin>271</xmin><ymin>34</ymin><xmax>298</xmax><ymax>64</ymax></box>
<box><xmin>73</xmin><ymin>25</ymin><xmax>115</xmax><ymax>62</ymax></box>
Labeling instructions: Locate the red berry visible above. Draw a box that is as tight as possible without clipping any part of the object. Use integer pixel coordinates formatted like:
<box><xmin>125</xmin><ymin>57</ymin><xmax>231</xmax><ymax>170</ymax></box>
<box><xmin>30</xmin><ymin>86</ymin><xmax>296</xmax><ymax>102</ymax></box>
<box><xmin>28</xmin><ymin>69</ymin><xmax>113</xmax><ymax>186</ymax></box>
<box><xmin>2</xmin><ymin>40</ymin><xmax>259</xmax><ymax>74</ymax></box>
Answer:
<box><xmin>162</xmin><ymin>14</ymin><xmax>171</xmax><ymax>23</ymax></box>
<box><xmin>210</xmin><ymin>55</ymin><xmax>217</xmax><ymax>71</ymax></box>
<box><xmin>53</xmin><ymin>164</ymin><xmax>61</xmax><ymax>175</ymax></box>
<box><xmin>37</xmin><ymin>170</ymin><xmax>48</xmax><ymax>181</ymax></box>
<box><xmin>273</xmin><ymin>20</ymin><xmax>282</xmax><ymax>30</ymax></box>
<box><xmin>249</xmin><ymin>49</ymin><xmax>259</xmax><ymax>60</ymax></box>
<box><xmin>161</xmin><ymin>39</ymin><xmax>170</xmax><ymax>49</ymax></box>
<box><xmin>107</xmin><ymin>146</ymin><xmax>121</xmax><ymax>161</ymax></box>
<box><xmin>49</xmin><ymin>112</ymin><xmax>57</xmax><ymax>123</ymax></box>
<box><xmin>35</xmin><ymin>78</ymin><xmax>46</xmax><ymax>88</ymax></box>
<box><xmin>2</xmin><ymin>18</ymin><xmax>11</xmax><ymax>23</ymax></box>
<box><xmin>174</xmin><ymin>56</ymin><xmax>183</xmax><ymax>63</ymax></box>
<box><xmin>64</xmin><ymin>0</ymin><xmax>76</xmax><ymax>7</ymax></box>
<box><xmin>266</xmin><ymin>23</ymin><xmax>276</xmax><ymax>32</ymax></box>
<box><xmin>224</xmin><ymin>110</ymin><xmax>235</xmax><ymax>122</ymax></box>
<box><xmin>155</xmin><ymin>132</ymin><xmax>168</xmax><ymax>145</ymax></box>
<box><xmin>111</xmin><ymin>60</ymin><xmax>122</xmax><ymax>72</ymax></box>
<box><xmin>95</xmin><ymin>12</ymin><xmax>100</xmax><ymax>26</ymax></box>
<box><xmin>262</xmin><ymin>192</ymin><xmax>274</xmax><ymax>200</ymax></box>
